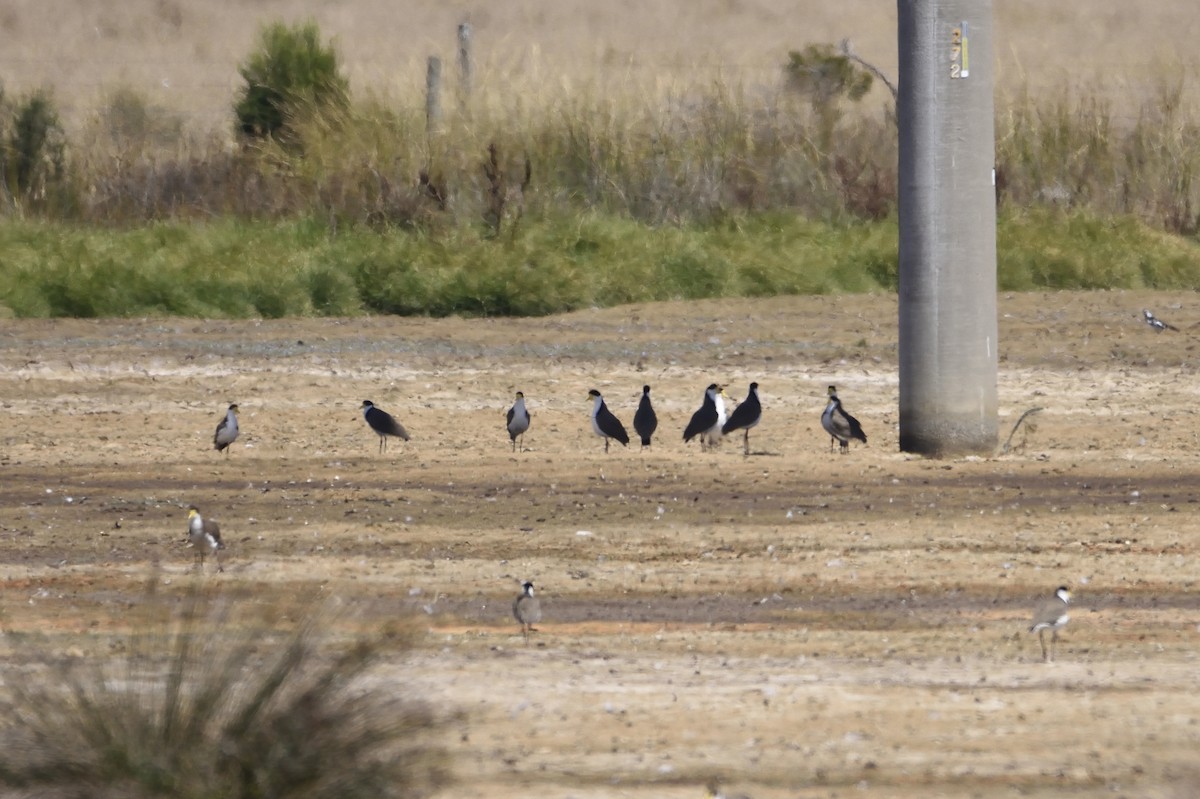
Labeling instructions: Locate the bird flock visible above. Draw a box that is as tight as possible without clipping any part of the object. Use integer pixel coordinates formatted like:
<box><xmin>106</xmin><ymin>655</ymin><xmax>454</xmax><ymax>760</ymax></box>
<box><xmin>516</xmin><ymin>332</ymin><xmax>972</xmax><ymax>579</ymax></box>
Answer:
<box><xmin>189</xmin><ymin>375</ymin><xmax>1077</xmax><ymax>658</ymax></box>
<box><xmin>194</xmin><ymin>384</ymin><xmax>868</xmax><ymax>458</ymax></box>
<box><xmin>495</xmin><ymin>381</ymin><xmax>866</xmax><ymax>457</ymax></box>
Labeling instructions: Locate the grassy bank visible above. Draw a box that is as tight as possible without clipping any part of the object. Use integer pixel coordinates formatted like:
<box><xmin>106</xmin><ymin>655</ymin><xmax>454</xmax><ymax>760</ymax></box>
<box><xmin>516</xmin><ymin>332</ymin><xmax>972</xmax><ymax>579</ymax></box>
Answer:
<box><xmin>1</xmin><ymin>209</ymin><xmax>1197</xmax><ymax>319</ymax></box>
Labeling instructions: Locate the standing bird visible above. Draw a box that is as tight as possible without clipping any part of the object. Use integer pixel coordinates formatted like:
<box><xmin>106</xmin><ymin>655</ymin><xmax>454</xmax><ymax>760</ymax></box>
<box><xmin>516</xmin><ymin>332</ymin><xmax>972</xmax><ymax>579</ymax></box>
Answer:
<box><xmin>506</xmin><ymin>391</ymin><xmax>531</xmax><ymax>452</ymax></box>
<box><xmin>821</xmin><ymin>385</ymin><xmax>867</xmax><ymax>453</ymax></box>
<box><xmin>1143</xmin><ymin>309</ymin><xmax>1179</xmax><ymax>332</ymax></box>
<box><xmin>186</xmin><ymin>505</ymin><xmax>225</xmax><ymax>572</ymax></box>
<box><xmin>361</xmin><ymin>400</ymin><xmax>410</xmax><ymax>454</ymax></box>
<box><xmin>588</xmin><ymin>389</ymin><xmax>630</xmax><ymax>452</ymax></box>
<box><xmin>632</xmin><ymin>385</ymin><xmax>658</xmax><ymax>449</ymax></box>
<box><xmin>722</xmin><ymin>381</ymin><xmax>762</xmax><ymax>456</ymax></box>
<box><xmin>213</xmin><ymin>403</ymin><xmax>239</xmax><ymax>455</ymax></box>
<box><xmin>683</xmin><ymin>384</ymin><xmax>726</xmax><ymax>451</ymax></box>
<box><xmin>513</xmin><ymin>581</ymin><xmax>542</xmax><ymax>642</ymax></box>
<box><xmin>1029</xmin><ymin>585</ymin><xmax>1071</xmax><ymax>663</ymax></box>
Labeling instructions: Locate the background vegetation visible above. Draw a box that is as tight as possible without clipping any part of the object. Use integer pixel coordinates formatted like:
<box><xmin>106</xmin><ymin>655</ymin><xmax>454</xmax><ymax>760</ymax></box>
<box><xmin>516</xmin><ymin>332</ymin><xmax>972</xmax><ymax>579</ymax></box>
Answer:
<box><xmin>0</xmin><ymin>3</ymin><xmax>1198</xmax><ymax>317</ymax></box>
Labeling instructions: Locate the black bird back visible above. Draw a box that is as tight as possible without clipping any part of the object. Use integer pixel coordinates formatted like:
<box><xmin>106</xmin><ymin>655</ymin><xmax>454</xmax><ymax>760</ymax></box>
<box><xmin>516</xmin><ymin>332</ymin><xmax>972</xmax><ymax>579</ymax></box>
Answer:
<box><xmin>722</xmin><ymin>382</ymin><xmax>761</xmax><ymax>434</ymax></box>
<box><xmin>683</xmin><ymin>386</ymin><xmax>719</xmax><ymax>442</ymax></box>
<box><xmin>633</xmin><ymin>385</ymin><xmax>658</xmax><ymax>446</ymax></box>
<box><xmin>363</xmin><ymin>401</ymin><xmax>410</xmax><ymax>440</ymax></box>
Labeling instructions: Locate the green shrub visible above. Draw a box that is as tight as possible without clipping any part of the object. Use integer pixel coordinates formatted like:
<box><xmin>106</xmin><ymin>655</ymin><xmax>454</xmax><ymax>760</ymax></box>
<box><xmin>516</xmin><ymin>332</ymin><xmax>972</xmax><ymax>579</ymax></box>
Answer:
<box><xmin>234</xmin><ymin>20</ymin><xmax>349</xmax><ymax>142</ymax></box>
<box><xmin>0</xmin><ymin>90</ymin><xmax>74</xmax><ymax>215</ymax></box>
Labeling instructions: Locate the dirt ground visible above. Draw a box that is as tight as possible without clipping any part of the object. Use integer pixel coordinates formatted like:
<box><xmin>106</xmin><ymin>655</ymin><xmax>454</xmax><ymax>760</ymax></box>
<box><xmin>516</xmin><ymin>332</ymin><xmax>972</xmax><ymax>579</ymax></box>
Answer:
<box><xmin>2</xmin><ymin>290</ymin><xmax>1200</xmax><ymax>798</ymax></box>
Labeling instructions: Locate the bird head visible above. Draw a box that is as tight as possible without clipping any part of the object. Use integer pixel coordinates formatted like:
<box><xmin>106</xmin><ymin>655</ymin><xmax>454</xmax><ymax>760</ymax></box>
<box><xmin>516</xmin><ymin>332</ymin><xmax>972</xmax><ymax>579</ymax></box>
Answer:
<box><xmin>588</xmin><ymin>389</ymin><xmax>602</xmax><ymax>400</ymax></box>
<box><xmin>361</xmin><ymin>400</ymin><xmax>375</xmax><ymax>409</ymax></box>
<box><xmin>228</xmin><ymin>403</ymin><xmax>239</xmax><ymax>412</ymax></box>
<box><xmin>1055</xmin><ymin>586</ymin><xmax>1071</xmax><ymax>602</ymax></box>
<box><xmin>642</xmin><ymin>385</ymin><xmax>651</xmax><ymax>394</ymax></box>
<box><xmin>827</xmin><ymin>385</ymin><xmax>838</xmax><ymax>397</ymax></box>
<box><xmin>515</xmin><ymin>391</ymin><xmax>524</xmax><ymax>399</ymax></box>
<box><xmin>522</xmin><ymin>581</ymin><xmax>535</xmax><ymax>596</ymax></box>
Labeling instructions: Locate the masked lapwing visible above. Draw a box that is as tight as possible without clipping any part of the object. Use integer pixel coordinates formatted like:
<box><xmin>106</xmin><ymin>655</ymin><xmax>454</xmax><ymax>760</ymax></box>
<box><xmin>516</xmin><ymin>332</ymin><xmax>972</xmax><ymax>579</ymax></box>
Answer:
<box><xmin>186</xmin><ymin>505</ymin><xmax>225</xmax><ymax>573</ymax></box>
<box><xmin>506</xmin><ymin>391</ymin><xmax>531</xmax><ymax>452</ymax></box>
<box><xmin>1029</xmin><ymin>585</ymin><xmax>1071</xmax><ymax>663</ymax></box>
<box><xmin>361</xmin><ymin>400</ymin><xmax>410</xmax><ymax>453</ymax></box>
<box><xmin>722</xmin><ymin>381</ymin><xmax>762</xmax><ymax>455</ymax></box>
<box><xmin>684</xmin><ymin>384</ymin><xmax>726</xmax><ymax>451</ymax></box>
<box><xmin>513</xmin><ymin>581</ymin><xmax>542</xmax><ymax>643</ymax></box>
<box><xmin>213</xmin><ymin>403</ymin><xmax>239</xmax><ymax>455</ymax></box>
<box><xmin>821</xmin><ymin>385</ymin><xmax>867</xmax><ymax>453</ymax></box>
<box><xmin>633</xmin><ymin>385</ymin><xmax>658</xmax><ymax>449</ymax></box>
<box><xmin>588</xmin><ymin>389</ymin><xmax>629</xmax><ymax>452</ymax></box>
<box><xmin>1143</xmin><ymin>309</ymin><xmax>1179</xmax><ymax>332</ymax></box>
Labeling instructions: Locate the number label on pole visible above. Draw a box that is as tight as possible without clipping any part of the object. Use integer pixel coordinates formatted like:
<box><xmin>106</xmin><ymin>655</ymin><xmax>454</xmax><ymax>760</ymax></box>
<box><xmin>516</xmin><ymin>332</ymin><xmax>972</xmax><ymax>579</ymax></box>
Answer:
<box><xmin>951</xmin><ymin>22</ymin><xmax>969</xmax><ymax>79</ymax></box>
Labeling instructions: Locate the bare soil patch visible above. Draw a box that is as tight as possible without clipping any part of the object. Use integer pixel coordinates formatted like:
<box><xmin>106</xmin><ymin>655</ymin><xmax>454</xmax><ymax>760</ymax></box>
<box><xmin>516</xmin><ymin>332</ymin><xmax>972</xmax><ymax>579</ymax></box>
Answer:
<box><xmin>2</xmin><ymin>291</ymin><xmax>1199</xmax><ymax>797</ymax></box>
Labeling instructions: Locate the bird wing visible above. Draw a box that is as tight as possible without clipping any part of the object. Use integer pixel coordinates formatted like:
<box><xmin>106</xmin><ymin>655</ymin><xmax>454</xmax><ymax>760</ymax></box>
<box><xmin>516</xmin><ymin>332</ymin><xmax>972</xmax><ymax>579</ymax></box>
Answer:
<box><xmin>684</xmin><ymin>406</ymin><xmax>715</xmax><ymax>442</ymax></box>
<box><xmin>375</xmin><ymin>409</ymin><xmax>410</xmax><ymax>440</ymax></box>
<box><xmin>601</xmin><ymin>407</ymin><xmax>630</xmax><ymax>444</ymax></box>
<box><xmin>634</xmin><ymin>398</ymin><xmax>658</xmax><ymax>435</ymax></box>
<box><xmin>722</xmin><ymin>393</ymin><xmax>760</xmax><ymax>434</ymax></box>
<box><xmin>842</xmin><ymin>408</ymin><xmax>867</xmax><ymax>443</ymax></box>
<box><xmin>203</xmin><ymin>518</ymin><xmax>223</xmax><ymax>546</ymax></box>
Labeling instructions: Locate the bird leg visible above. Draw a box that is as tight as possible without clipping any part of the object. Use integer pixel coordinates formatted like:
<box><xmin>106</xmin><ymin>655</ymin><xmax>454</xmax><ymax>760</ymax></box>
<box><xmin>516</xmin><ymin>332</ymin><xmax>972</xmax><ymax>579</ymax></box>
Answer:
<box><xmin>1038</xmin><ymin>629</ymin><xmax>1048</xmax><ymax>662</ymax></box>
<box><xmin>743</xmin><ymin>430</ymin><xmax>750</xmax><ymax>456</ymax></box>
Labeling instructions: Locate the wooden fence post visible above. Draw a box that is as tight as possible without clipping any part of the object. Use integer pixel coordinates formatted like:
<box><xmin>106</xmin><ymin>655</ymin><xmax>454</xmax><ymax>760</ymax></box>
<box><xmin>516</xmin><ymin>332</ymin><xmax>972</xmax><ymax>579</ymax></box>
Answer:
<box><xmin>457</xmin><ymin>22</ymin><xmax>472</xmax><ymax>107</ymax></box>
<box><xmin>426</xmin><ymin>55</ymin><xmax>442</xmax><ymax>135</ymax></box>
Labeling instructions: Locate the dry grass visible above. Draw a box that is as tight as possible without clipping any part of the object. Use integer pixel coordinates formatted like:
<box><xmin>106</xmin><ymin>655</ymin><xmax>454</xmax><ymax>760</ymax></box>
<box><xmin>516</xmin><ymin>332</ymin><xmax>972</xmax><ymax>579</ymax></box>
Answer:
<box><xmin>0</xmin><ymin>582</ymin><xmax>449</xmax><ymax>798</ymax></box>
<box><xmin>3</xmin><ymin>0</ymin><xmax>1199</xmax><ymax>134</ymax></box>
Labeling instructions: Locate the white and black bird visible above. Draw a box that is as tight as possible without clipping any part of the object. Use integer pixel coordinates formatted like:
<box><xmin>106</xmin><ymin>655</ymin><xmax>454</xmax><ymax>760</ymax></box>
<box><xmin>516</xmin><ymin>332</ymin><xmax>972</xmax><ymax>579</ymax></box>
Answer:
<box><xmin>821</xmin><ymin>385</ymin><xmax>867</xmax><ymax>453</ymax></box>
<box><xmin>1143</xmin><ymin>309</ymin><xmax>1179</xmax><ymax>332</ymax></box>
<box><xmin>506</xmin><ymin>391</ymin><xmax>531</xmax><ymax>452</ymax></box>
<box><xmin>683</xmin><ymin>383</ymin><xmax>726</xmax><ymax>451</ymax></box>
<box><xmin>186</xmin><ymin>505</ymin><xmax>225</xmax><ymax>572</ymax></box>
<box><xmin>361</xmin><ymin>400</ymin><xmax>410</xmax><ymax>453</ymax></box>
<box><xmin>588</xmin><ymin>389</ymin><xmax>629</xmax><ymax>452</ymax></box>
<box><xmin>632</xmin><ymin>385</ymin><xmax>658</xmax><ymax>449</ymax></box>
<box><xmin>722</xmin><ymin>381</ymin><xmax>762</xmax><ymax>455</ymax></box>
<box><xmin>1029</xmin><ymin>585</ymin><xmax>1071</xmax><ymax>663</ymax></box>
<box><xmin>213</xmin><ymin>403</ymin><xmax>239</xmax><ymax>455</ymax></box>
<box><xmin>513</xmin><ymin>581</ymin><xmax>542</xmax><ymax>642</ymax></box>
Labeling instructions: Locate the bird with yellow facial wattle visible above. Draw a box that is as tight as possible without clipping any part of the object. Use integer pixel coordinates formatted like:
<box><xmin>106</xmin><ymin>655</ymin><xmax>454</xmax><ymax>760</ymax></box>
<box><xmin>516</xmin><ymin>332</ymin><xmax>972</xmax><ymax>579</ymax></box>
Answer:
<box><xmin>186</xmin><ymin>505</ymin><xmax>226</xmax><ymax>573</ymax></box>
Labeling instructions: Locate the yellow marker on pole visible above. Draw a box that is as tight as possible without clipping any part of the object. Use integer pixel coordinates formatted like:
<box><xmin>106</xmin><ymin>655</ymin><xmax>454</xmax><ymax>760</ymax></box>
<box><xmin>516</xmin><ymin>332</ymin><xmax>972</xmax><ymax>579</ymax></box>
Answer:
<box><xmin>960</xmin><ymin>22</ymin><xmax>969</xmax><ymax>77</ymax></box>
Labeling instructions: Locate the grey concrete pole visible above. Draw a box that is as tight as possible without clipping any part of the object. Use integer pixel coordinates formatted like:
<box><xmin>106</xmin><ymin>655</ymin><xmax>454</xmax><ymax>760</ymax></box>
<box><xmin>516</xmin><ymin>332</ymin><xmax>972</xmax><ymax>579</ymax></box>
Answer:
<box><xmin>897</xmin><ymin>0</ymin><xmax>998</xmax><ymax>455</ymax></box>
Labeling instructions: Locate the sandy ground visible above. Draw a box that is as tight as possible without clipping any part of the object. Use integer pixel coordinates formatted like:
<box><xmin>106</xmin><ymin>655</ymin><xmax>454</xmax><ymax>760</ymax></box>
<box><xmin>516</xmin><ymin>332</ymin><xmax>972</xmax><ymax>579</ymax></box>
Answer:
<box><xmin>2</xmin><ymin>291</ymin><xmax>1200</xmax><ymax>798</ymax></box>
